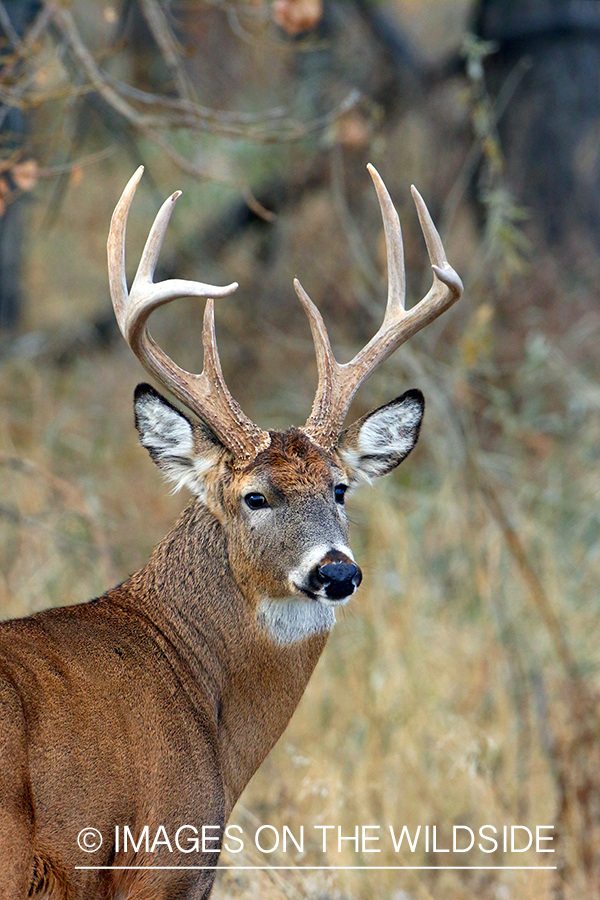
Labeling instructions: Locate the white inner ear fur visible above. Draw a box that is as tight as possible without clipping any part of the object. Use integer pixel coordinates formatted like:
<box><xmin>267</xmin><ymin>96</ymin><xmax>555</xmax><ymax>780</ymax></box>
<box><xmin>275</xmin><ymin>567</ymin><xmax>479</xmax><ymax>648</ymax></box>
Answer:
<box><xmin>358</xmin><ymin>401</ymin><xmax>421</xmax><ymax>456</ymax></box>
<box><xmin>135</xmin><ymin>394</ymin><xmax>219</xmax><ymax>497</ymax></box>
<box><xmin>339</xmin><ymin>396</ymin><xmax>423</xmax><ymax>483</ymax></box>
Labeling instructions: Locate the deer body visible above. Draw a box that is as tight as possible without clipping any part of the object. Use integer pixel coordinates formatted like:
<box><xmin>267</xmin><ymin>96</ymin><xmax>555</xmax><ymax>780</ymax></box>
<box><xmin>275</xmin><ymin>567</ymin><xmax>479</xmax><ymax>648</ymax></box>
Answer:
<box><xmin>0</xmin><ymin>167</ymin><xmax>462</xmax><ymax>899</ymax></box>
<box><xmin>0</xmin><ymin>500</ymin><xmax>326</xmax><ymax>898</ymax></box>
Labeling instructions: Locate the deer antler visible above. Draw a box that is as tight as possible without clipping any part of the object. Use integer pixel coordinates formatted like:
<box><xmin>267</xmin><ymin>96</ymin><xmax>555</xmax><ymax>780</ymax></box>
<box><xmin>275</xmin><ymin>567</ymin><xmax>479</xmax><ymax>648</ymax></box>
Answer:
<box><xmin>107</xmin><ymin>166</ymin><xmax>270</xmax><ymax>461</ymax></box>
<box><xmin>295</xmin><ymin>164</ymin><xmax>463</xmax><ymax>451</ymax></box>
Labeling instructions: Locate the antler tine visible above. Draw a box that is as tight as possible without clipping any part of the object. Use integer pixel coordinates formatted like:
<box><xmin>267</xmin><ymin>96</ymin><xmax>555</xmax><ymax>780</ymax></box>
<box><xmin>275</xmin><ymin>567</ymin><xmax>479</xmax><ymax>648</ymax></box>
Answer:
<box><xmin>108</xmin><ymin>168</ymin><xmax>270</xmax><ymax>462</ymax></box>
<box><xmin>367</xmin><ymin>163</ymin><xmax>406</xmax><ymax>317</ymax></box>
<box><xmin>293</xmin><ymin>277</ymin><xmax>340</xmax><ymax>424</ymax></box>
<box><xmin>109</xmin><ymin>166</ymin><xmax>239</xmax><ymax>343</ymax></box>
<box><xmin>301</xmin><ymin>166</ymin><xmax>463</xmax><ymax>452</ymax></box>
<box><xmin>108</xmin><ymin>166</ymin><xmax>143</xmax><ymax>334</ymax></box>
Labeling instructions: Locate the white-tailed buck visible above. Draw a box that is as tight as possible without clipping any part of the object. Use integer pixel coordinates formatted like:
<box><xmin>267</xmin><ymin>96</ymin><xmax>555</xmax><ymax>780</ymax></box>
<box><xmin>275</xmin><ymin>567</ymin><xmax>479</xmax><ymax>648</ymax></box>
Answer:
<box><xmin>0</xmin><ymin>165</ymin><xmax>462</xmax><ymax>899</ymax></box>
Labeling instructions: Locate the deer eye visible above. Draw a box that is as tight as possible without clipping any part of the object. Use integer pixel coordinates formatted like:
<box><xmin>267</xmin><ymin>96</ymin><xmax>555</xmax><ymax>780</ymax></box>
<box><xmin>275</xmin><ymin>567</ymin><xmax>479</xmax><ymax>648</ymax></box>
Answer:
<box><xmin>334</xmin><ymin>484</ymin><xmax>348</xmax><ymax>504</ymax></box>
<box><xmin>244</xmin><ymin>492</ymin><xmax>270</xmax><ymax>510</ymax></box>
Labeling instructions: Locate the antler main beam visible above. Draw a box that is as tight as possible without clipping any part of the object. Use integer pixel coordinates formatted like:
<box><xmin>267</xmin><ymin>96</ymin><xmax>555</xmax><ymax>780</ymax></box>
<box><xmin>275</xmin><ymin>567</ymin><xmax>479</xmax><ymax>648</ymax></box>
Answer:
<box><xmin>107</xmin><ymin>166</ymin><xmax>270</xmax><ymax>461</ymax></box>
<box><xmin>296</xmin><ymin>164</ymin><xmax>463</xmax><ymax>451</ymax></box>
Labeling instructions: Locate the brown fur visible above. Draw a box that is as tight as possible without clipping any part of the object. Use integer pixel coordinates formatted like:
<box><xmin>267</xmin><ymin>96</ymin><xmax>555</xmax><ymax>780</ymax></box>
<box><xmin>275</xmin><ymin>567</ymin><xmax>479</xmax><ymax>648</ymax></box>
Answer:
<box><xmin>247</xmin><ymin>429</ymin><xmax>335</xmax><ymax>488</ymax></box>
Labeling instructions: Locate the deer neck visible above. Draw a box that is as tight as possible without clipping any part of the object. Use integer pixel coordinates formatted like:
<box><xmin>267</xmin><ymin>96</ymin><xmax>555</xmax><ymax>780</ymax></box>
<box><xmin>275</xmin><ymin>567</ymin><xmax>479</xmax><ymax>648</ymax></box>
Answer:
<box><xmin>121</xmin><ymin>500</ymin><xmax>329</xmax><ymax>813</ymax></box>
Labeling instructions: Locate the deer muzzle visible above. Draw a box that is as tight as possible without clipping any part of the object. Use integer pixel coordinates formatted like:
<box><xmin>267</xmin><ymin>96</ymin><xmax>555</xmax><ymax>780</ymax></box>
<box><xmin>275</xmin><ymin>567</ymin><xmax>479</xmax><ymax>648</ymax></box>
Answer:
<box><xmin>303</xmin><ymin>550</ymin><xmax>362</xmax><ymax>603</ymax></box>
<box><xmin>316</xmin><ymin>561</ymin><xmax>362</xmax><ymax>600</ymax></box>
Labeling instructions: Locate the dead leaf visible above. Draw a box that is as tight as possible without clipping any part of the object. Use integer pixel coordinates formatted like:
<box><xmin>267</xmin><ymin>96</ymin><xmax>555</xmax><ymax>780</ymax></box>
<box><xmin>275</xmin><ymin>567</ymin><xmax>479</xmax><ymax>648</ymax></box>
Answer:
<box><xmin>12</xmin><ymin>159</ymin><xmax>39</xmax><ymax>192</ymax></box>
<box><xmin>272</xmin><ymin>0</ymin><xmax>322</xmax><ymax>35</ymax></box>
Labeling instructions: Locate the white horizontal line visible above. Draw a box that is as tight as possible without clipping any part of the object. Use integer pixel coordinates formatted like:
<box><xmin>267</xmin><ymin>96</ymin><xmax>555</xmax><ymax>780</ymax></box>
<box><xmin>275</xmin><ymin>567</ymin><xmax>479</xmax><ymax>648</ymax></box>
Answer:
<box><xmin>75</xmin><ymin>865</ymin><xmax>557</xmax><ymax>871</ymax></box>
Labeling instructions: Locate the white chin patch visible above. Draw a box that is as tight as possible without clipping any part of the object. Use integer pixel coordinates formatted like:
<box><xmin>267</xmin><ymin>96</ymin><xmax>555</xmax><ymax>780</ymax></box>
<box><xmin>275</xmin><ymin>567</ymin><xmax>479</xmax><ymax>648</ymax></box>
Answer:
<box><xmin>317</xmin><ymin>590</ymin><xmax>354</xmax><ymax>607</ymax></box>
<box><xmin>257</xmin><ymin>597</ymin><xmax>336</xmax><ymax>646</ymax></box>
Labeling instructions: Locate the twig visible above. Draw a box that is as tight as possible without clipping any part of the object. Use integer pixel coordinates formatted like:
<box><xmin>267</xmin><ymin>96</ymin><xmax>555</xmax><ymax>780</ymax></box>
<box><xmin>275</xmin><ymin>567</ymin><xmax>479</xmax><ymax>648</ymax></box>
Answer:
<box><xmin>36</xmin><ymin>145</ymin><xmax>116</xmax><ymax>178</ymax></box>
<box><xmin>101</xmin><ymin>70</ymin><xmax>288</xmax><ymax>124</ymax></box>
<box><xmin>52</xmin><ymin>6</ymin><xmax>155</xmax><ymax>128</ymax></box>
<box><xmin>139</xmin><ymin>0</ymin><xmax>197</xmax><ymax>103</ymax></box>
<box><xmin>50</xmin><ymin>1</ymin><xmax>362</xmax><ymax>167</ymax></box>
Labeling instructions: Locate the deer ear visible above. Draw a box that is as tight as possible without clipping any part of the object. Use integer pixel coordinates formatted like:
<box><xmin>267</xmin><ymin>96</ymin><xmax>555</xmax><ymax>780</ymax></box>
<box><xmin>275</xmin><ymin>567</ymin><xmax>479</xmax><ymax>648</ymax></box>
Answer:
<box><xmin>134</xmin><ymin>384</ymin><xmax>226</xmax><ymax>495</ymax></box>
<box><xmin>337</xmin><ymin>389</ymin><xmax>424</xmax><ymax>484</ymax></box>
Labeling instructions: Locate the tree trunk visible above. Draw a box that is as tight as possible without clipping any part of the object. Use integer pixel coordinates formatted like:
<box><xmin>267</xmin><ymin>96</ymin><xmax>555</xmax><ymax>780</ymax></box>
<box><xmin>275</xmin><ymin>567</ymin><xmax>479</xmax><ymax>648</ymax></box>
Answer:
<box><xmin>475</xmin><ymin>0</ymin><xmax>600</xmax><ymax>255</ymax></box>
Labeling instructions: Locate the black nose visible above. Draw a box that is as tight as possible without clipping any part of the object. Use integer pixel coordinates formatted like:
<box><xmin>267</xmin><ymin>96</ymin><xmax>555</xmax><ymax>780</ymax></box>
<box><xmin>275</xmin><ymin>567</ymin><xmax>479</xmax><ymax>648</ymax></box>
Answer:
<box><xmin>316</xmin><ymin>562</ymin><xmax>362</xmax><ymax>600</ymax></box>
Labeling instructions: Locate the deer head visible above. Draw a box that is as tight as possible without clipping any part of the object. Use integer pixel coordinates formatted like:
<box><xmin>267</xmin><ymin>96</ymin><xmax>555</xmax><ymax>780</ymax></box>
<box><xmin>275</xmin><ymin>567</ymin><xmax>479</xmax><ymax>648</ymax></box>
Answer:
<box><xmin>108</xmin><ymin>166</ymin><xmax>462</xmax><ymax>644</ymax></box>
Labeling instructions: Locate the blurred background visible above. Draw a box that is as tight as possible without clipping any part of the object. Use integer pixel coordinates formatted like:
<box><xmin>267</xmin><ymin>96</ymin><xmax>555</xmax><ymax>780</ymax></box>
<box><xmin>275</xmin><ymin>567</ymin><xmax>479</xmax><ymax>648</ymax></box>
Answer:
<box><xmin>1</xmin><ymin>1</ymin><xmax>599</xmax><ymax>898</ymax></box>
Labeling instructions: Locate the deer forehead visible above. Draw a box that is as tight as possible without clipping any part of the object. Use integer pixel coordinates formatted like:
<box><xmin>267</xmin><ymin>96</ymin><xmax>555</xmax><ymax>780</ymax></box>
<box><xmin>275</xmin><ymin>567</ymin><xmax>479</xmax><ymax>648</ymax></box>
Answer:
<box><xmin>235</xmin><ymin>429</ymin><xmax>344</xmax><ymax>496</ymax></box>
